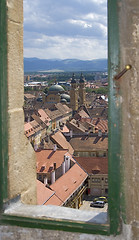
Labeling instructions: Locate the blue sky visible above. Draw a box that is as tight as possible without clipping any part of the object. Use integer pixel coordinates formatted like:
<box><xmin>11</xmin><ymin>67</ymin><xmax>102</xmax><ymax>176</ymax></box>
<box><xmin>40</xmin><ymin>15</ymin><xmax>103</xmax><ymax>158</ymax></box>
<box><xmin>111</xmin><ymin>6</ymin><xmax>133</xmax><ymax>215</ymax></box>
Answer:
<box><xmin>23</xmin><ymin>0</ymin><xmax>107</xmax><ymax>60</ymax></box>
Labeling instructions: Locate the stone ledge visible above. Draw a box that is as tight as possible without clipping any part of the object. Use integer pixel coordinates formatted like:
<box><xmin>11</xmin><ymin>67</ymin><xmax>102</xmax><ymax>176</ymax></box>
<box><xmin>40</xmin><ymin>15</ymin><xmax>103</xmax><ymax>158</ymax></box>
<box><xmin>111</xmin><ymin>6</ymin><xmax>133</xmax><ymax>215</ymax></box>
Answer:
<box><xmin>4</xmin><ymin>198</ymin><xmax>108</xmax><ymax>224</ymax></box>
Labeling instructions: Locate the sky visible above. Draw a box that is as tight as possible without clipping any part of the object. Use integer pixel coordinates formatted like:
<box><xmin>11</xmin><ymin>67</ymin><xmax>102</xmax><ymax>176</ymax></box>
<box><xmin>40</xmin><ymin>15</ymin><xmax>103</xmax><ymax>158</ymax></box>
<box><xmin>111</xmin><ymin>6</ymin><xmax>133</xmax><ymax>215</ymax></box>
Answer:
<box><xmin>23</xmin><ymin>0</ymin><xmax>107</xmax><ymax>60</ymax></box>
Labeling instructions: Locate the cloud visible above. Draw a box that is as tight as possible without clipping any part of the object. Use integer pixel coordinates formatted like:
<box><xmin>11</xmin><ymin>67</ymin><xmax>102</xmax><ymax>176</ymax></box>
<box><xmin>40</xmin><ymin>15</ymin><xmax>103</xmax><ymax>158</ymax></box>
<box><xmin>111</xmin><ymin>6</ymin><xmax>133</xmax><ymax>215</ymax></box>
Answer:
<box><xmin>23</xmin><ymin>0</ymin><xmax>107</xmax><ymax>60</ymax></box>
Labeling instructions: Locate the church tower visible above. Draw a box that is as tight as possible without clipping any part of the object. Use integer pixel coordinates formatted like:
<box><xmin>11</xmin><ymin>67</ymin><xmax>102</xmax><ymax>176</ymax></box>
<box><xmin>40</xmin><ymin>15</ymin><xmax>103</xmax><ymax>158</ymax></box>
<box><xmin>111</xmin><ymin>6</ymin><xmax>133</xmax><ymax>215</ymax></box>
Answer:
<box><xmin>79</xmin><ymin>73</ymin><xmax>86</xmax><ymax>106</ymax></box>
<box><xmin>70</xmin><ymin>73</ymin><xmax>78</xmax><ymax>111</ymax></box>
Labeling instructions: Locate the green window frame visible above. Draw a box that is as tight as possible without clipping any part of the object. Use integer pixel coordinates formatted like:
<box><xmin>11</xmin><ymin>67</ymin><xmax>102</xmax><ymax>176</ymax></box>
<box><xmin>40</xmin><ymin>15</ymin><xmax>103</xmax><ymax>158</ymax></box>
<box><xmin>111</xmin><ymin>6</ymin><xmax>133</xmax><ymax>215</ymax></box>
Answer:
<box><xmin>0</xmin><ymin>0</ymin><xmax>123</xmax><ymax>236</ymax></box>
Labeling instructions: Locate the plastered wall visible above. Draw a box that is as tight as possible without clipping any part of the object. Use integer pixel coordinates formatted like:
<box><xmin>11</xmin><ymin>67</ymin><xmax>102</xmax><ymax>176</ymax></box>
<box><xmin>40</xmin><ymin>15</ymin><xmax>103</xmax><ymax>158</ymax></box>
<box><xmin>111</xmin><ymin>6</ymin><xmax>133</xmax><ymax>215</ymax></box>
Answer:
<box><xmin>1</xmin><ymin>0</ymin><xmax>139</xmax><ymax>239</ymax></box>
<box><xmin>7</xmin><ymin>0</ymin><xmax>37</xmax><ymax>204</ymax></box>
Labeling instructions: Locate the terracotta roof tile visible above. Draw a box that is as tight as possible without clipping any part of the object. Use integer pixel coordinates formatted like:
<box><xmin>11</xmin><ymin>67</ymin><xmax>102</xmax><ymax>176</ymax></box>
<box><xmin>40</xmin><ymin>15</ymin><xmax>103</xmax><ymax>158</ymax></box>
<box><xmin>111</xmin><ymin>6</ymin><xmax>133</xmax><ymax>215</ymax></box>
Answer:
<box><xmin>55</xmin><ymin>103</ymin><xmax>72</xmax><ymax>114</ymax></box>
<box><xmin>36</xmin><ymin>149</ymin><xmax>72</xmax><ymax>173</ymax></box>
<box><xmin>48</xmin><ymin>163</ymin><xmax>88</xmax><ymax>205</ymax></box>
<box><xmin>37</xmin><ymin>180</ymin><xmax>62</xmax><ymax>206</ymax></box>
<box><xmin>38</xmin><ymin>109</ymin><xmax>51</xmax><ymax>126</ymax></box>
<box><xmin>30</xmin><ymin>120</ymin><xmax>43</xmax><ymax>133</ymax></box>
<box><xmin>31</xmin><ymin>114</ymin><xmax>47</xmax><ymax>128</ymax></box>
<box><xmin>92</xmin><ymin>118</ymin><xmax>108</xmax><ymax>132</ymax></box>
<box><xmin>78</xmin><ymin>110</ymin><xmax>90</xmax><ymax>118</ymax></box>
<box><xmin>74</xmin><ymin>157</ymin><xmax>108</xmax><ymax>174</ymax></box>
<box><xmin>45</xmin><ymin>108</ymin><xmax>62</xmax><ymax>120</ymax></box>
<box><xmin>50</xmin><ymin>130</ymin><xmax>74</xmax><ymax>155</ymax></box>
<box><xmin>60</xmin><ymin>125</ymin><xmax>70</xmax><ymax>133</ymax></box>
<box><xmin>67</xmin><ymin>119</ymin><xmax>87</xmax><ymax>133</ymax></box>
<box><xmin>87</xmin><ymin>107</ymin><xmax>108</xmax><ymax>119</ymax></box>
<box><xmin>24</xmin><ymin>122</ymin><xmax>35</xmax><ymax>137</ymax></box>
<box><xmin>70</xmin><ymin>136</ymin><xmax>108</xmax><ymax>151</ymax></box>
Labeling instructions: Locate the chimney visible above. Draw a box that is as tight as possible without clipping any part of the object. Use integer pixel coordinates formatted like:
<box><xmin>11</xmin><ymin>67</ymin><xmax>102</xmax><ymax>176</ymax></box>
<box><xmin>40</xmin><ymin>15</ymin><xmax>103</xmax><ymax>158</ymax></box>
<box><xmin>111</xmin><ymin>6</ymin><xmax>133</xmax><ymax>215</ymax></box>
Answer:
<box><xmin>53</xmin><ymin>144</ymin><xmax>57</xmax><ymax>152</ymax></box>
<box><xmin>62</xmin><ymin>161</ymin><xmax>65</xmax><ymax>175</ymax></box>
<box><xmin>51</xmin><ymin>170</ymin><xmax>55</xmax><ymax>184</ymax></box>
<box><xmin>54</xmin><ymin>162</ymin><xmax>56</xmax><ymax>170</ymax></box>
<box><xmin>65</xmin><ymin>156</ymin><xmax>70</xmax><ymax>172</ymax></box>
<box><xmin>44</xmin><ymin>177</ymin><xmax>48</xmax><ymax>185</ymax></box>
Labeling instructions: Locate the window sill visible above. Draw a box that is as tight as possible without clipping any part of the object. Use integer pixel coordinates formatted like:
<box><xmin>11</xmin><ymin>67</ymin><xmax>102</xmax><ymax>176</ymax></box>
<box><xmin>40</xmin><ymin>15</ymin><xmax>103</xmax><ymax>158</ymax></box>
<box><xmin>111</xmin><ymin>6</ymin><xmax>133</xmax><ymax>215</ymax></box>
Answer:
<box><xmin>0</xmin><ymin>197</ymin><xmax>109</xmax><ymax>235</ymax></box>
<box><xmin>4</xmin><ymin>200</ymin><xmax>108</xmax><ymax>224</ymax></box>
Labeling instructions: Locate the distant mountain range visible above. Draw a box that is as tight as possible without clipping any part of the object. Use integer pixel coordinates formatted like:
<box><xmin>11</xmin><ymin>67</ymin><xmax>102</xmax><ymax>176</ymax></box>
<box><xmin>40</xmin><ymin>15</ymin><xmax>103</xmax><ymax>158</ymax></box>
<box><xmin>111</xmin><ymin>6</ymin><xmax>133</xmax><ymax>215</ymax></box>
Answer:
<box><xmin>24</xmin><ymin>58</ymin><xmax>107</xmax><ymax>72</ymax></box>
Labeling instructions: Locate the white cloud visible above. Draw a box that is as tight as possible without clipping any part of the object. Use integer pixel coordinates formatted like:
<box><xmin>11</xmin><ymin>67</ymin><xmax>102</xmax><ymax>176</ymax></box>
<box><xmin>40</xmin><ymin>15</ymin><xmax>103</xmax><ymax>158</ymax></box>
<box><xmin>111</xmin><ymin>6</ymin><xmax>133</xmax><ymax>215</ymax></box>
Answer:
<box><xmin>24</xmin><ymin>35</ymin><xmax>107</xmax><ymax>60</ymax></box>
<box><xmin>68</xmin><ymin>19</ymin><xmax>92</xmax><ymax>29</ymax></box>
<box><xmin>23</xmin><ymin>0</ymin><xmax>107</xmax><ymax>60</ymax></box>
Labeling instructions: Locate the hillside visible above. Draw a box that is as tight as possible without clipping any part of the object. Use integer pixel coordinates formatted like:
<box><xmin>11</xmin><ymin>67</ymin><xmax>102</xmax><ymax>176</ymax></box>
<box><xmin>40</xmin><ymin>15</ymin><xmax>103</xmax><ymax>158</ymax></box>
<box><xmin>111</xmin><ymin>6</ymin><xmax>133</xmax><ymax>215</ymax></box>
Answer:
<box><xmin>24</xmin><ymin>58</ymin><xmax>107</xmax><ymax>72</ymax></box>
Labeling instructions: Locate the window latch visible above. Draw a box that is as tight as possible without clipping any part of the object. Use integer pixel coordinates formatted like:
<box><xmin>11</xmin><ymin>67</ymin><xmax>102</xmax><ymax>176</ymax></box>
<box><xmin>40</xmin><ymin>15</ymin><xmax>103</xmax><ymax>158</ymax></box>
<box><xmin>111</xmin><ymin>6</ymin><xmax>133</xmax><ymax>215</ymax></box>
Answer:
<box><xmin>114</xmin><ymin>64</ymin><xmax>132</xmax><ymax>80</ymax></box>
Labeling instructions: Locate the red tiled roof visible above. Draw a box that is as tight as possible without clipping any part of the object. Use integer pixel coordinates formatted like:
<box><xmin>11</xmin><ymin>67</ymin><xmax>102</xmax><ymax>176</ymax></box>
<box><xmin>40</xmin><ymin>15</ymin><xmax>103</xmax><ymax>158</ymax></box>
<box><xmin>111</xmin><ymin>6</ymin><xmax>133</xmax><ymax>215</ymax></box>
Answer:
<box><xmin>55</xmin><ymin>103</ymin><xmax>72</xmax><ymax>114</ymax></box>
<box><xmin>45</xmin><ymin>108</ymin><xmax>62</xmax><ymax>120</ymax></box>
<box><xmin>24</xmin><ymin>122</ymin><xmax>35</xmax><ymax>137</ymax></box>
<box><xmin>92</xmin><ymin>118</ymin><xmax>108</xmax><ymax>132</ymax></box>
<box><xmin>67</xmin><ymin>119</ymin><xmax>87</xmax><ymax>133</ymax></box>
<box><xmin>50</xmin><ymin>130</ymin><xmax>74</xmax><ymax>155</ymax></box>
<box><xmin>36</xmin><ymin>149</ymin><xmax>72</xmax><ymax>173</ymax></box>
<box><xmin>30</xmin><ymin>120</ymin><xmax>43</xmax><ymax>133</ymax></box>
<box><xmin>38</xmin><ymin>109</ymin><xmax>51</xmax><ymax>126</ymax></box>
<box><xmin>70</xmin><ymin>136</ymin><xmax>108</xmax><ymax>151</ymax></box>
<box><xmin>78</xmin><ymin>109</ymin><xmax>90</xmax><ymax>118</ymax></box>
<box><xmin>74</xmin><ymin>157</ymin><xmax>108</xmax><ymax>174</ymax></box>
<box><xmin>87</xmin><ymin>107</ymin><xmax>108</xmax><ymax>119</ymax></box>
<box><xmin>47</xmin><ymin>163</ymin><xmax>88</xmax><ymax>205</ymax></box>
<box><xmin>37</xmin><ymin>180</ymin><xmax>62</xmax><ymax>206</ymax></box>
<box><xmin>60</xmin><ymin>125</ymin><xmax>69</xmax><ymax>133</ymax></box>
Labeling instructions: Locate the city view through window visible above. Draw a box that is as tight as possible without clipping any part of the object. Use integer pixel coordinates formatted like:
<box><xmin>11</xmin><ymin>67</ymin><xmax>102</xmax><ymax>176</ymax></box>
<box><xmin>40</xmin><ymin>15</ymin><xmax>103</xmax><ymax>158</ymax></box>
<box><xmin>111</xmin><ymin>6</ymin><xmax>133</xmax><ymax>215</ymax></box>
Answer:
<box><xmin>23</xmin><ymin>0</ymin><xmax>108</xmax><ymax>219</ymax></box>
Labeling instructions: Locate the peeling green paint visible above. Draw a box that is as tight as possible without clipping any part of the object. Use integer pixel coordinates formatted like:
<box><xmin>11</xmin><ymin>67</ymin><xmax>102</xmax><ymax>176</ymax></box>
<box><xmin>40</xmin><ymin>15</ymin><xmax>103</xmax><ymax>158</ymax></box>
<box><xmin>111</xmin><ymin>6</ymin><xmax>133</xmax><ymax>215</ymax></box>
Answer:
<box><xmin>0</xmin><ymin>0</ymin><xmax>8</xmax><ymax>210</ymax></box>
<box><xmin>108</xmin><ymin>0</ymin><xmax>125</xmax><ymax>235</ymax></box>
<box><xmin>0</xmin><ymin>214</ymin><xmax>110</xmax><ymax>235</ymax></box>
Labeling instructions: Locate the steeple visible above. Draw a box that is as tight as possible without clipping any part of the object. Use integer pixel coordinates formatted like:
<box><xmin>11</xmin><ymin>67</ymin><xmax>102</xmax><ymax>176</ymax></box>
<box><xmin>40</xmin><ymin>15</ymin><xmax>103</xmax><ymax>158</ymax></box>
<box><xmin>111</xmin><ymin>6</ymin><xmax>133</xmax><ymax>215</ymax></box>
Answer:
<box><xmin>71</xmin><ymin>73</ymin><xmax>76</xmax><ymax>84</ymax></box>
<box><xmin>70</xmin><ymin>73</ymin><xmax>78</xmax><ymax>111</ymax></box>
<box><xmin>79</xmin><ymin>72</ymin><xmax>85</xmax><ymax>83</ymax></box>
<box><xmin>79</xmin><ymin>73</ymin><xmax>86</xmax><ymax>106</ymax></box>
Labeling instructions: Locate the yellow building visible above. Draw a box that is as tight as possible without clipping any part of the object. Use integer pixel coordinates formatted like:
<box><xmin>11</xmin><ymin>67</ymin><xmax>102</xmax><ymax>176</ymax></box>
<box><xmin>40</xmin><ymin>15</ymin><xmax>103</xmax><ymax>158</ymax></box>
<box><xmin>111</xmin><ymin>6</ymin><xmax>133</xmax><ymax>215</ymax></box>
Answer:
<box><xmin>46</xmin><ymin>84</ymin><xmax>70</xmax><ymax>105</ymax></box>
<box><xmin>70</xmin><ymin>73</ymin><xmax>79</xmax><ymax>111</ymax></box>
<box><xmin>70</xmin><ymin>73</ymin><xmax>86</xmax><ymax>111</ymax></box>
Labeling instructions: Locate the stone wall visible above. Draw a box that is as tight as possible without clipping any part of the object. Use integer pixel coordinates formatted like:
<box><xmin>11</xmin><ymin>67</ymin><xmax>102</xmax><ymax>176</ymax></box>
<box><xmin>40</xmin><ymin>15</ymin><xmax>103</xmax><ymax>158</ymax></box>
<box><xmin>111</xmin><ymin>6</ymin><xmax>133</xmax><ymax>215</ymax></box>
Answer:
<box><xmin>119</xmin><ymin>0</ymin><xmax>139</xmax><ymax>239</ymax></box>
<box><xmin>7</xmin><ymin>0</ymin><xmax>37</xmax><ymax>204</ymax></box>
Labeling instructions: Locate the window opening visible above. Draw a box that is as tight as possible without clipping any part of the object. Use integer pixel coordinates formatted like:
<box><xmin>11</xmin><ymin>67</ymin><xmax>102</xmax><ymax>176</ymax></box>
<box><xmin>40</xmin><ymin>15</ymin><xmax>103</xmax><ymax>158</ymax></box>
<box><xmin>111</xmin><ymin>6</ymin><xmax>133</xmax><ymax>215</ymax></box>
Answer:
<box><xmin>23</xmin><ymin>0</ymin><xmax>108</xmax><ymax>217</ymax></box>
<box><xmin>0</xmin><ymin>0</ymin><xmax>122</xmax><ymax>236</ymax></box>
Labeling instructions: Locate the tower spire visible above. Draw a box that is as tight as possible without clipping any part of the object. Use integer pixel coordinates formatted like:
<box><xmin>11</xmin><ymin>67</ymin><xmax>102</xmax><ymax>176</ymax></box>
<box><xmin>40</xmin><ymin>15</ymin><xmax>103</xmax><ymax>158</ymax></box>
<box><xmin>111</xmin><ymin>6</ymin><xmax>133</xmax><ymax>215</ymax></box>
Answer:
<box><xmin>79</xmin><ymin>73</ymin><xmax>86</xmax><ymax>106</ymax></box>
<box><xmin>70</xmin><ymin>73</ymin><xmax>78</xmax><ymax>111</ymax></box>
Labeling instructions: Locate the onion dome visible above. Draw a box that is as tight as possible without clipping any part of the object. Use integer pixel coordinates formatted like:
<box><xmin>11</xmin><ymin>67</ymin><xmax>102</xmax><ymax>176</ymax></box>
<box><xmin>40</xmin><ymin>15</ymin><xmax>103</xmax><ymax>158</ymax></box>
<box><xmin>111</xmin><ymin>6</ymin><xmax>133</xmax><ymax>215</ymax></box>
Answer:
<box><xmin>61</xmin><ymin>98</ymin><xmax>67</xmax><ymax>103</ymax></box>
<box><xmin>61</xmin><ymin>94</ymin><xmax>70</xmax><ymax>103</ymax></box>
<box><xmin>49</xmin><ymin>84</ymin><xmax>64</xmax><ymax>92</ymax></box>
